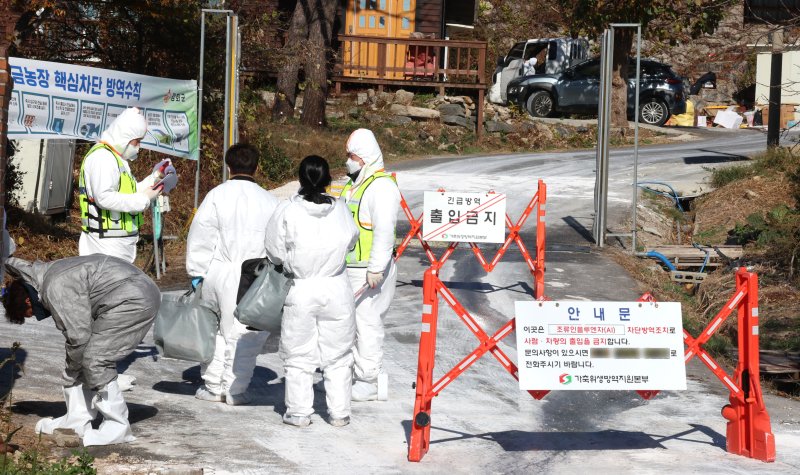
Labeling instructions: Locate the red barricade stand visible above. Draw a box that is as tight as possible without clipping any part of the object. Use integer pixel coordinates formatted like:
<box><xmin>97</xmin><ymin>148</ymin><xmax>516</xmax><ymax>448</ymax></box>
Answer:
<box><xmin>396</xmin><ymin>178</ymin><xmax>774</xmax><ymax>463</ymax></box>
<box><xmin>634</xmin><ymin>271</ymin><xmax>775</xmax><ymax>462</ymax></box>
<box><xmin>398</xmin><ymin>180</ymin><xmax>547</xmax><ymax>462</ymax></box>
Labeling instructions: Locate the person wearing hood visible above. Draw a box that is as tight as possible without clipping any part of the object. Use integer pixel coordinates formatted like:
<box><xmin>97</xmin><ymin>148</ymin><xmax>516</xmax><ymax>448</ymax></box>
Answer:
<box><xmin>78</xmin><ymin>107</ymin><xmax>170</xmax><ymax>263</ymax></box>
<box><xmin>2</xmin><ymin>254</ymin><xmax>160</xmax><ymax>446</ymax></box>
<box><xmin>341</xmin><ymin>128</ymin><xmax>401</xmax><ymax>402</ymax></box>
<box><xmin>265</xmin><ymin>155</ymin><xmax>359</xmax><ymax>427</ymax></box>
<box><xmin>186</xmin><ymin>143</ymin><xmax>279</xmax><ymax>405</ymax></box>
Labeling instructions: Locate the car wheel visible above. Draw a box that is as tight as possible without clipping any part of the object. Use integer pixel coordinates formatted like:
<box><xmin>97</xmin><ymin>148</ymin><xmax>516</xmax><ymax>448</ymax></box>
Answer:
<box><xmin>639</xmin><ymin>99</ymin><xmax>668</xmax><ymax>126</ymax></box>
<box><xmin>526</xmin><ymin>90</ymin><xmax>554</xmax><ymax>118</ymax></box>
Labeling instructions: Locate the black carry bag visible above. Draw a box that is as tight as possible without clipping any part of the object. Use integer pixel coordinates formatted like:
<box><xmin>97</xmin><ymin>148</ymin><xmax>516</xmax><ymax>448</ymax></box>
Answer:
<box><xmin>153</xmin><ymin>283</ymin><xmax>220</xmax><ymax>363</ymax></box>
<box><xmin>234</xmin><ymin>258</ymin><xmax>294</xmax><ymax>333</ymax></box>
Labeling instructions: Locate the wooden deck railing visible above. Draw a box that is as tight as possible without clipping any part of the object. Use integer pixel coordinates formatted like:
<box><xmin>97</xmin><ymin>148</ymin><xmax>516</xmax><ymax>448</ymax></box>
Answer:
<box><xmin>334</xmin><ymin>35</ymin><xmax>487</xmax><ymax>89</ymax></box>
<box><xmin>333</xmin><ymin>35</ymin><xmax>488</xmax><ymax>138</ymax></box>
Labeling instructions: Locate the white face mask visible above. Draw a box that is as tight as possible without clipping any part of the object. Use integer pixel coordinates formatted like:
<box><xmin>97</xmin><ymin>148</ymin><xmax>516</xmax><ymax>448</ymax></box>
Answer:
<box><xmin>346</xmin><ymin>158</ymin><xmax>362</xmax><ymax>174</ymax></box>
<box><xmin>121</xmin><ymin>144</ymin><xmax>140</xmax><ymax>161</ymax></box>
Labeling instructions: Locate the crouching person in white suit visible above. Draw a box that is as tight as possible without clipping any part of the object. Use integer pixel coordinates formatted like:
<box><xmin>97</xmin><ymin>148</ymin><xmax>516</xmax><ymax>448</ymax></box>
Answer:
<box><xmin>2</xmin><ymin>254</ymin><xmax>160</xmax><ymax>446</ymax></box>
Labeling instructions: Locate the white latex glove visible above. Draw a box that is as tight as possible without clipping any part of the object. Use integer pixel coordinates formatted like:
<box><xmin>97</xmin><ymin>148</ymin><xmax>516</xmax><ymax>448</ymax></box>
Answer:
<box><xmin>366</xmin><ymin>271</ymin><xmax>384</xmax><ymax>289</ymax></box>
<box><xmin>141</xmin><ymin>187</ymin><xmax>161</xmax><ymax>201</ymax></box>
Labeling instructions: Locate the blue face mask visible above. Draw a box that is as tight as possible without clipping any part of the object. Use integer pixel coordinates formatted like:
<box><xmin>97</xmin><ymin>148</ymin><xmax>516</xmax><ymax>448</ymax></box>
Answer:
<box><xmin>22</xmin><ymin>283</ymin><xmax>50</xmax><ymax>321</ymax></box>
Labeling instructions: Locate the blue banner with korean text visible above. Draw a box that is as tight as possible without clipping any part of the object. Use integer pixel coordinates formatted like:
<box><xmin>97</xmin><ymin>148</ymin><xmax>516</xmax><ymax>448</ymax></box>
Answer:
<box><xmin>6</xmin><ymin>57</ymin><xmax>198</xmax><ymax>160</ymax></box>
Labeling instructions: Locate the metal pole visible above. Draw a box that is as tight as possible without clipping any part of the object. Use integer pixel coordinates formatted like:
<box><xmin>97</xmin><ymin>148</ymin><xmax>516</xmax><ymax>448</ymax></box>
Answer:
<box><xmin>197</xmin><ymin>9</ymin><xmax>235</xmax><ymax>199</ymax></box>
<box><xmin>195</xmin><ymin>10</ymin><xmax>206</xmax><ymax>210</ymax></box>
<box><xmin>153</xmin><ymin>204</ymin><xmax>161</xmax><ymax>280</ymax></box>
<box><xmin>594</xmin><ymin>28</ymin><xmax>613</xmax><ymax>247</ymax></box>
<box><xmin>767</xmin><ymin>29</ymin><xmax>784</xmax><ymax>148</ymax></box>
<box><xmin>234</xmin><ymin>20</ymin><xmax>241</xmax><ymax>145</ymax></box>
<box><xmin>600</xmin><ymin>29</ymin><xmax>613</xmax><ymax>247</ymax></box>
<box><xmin>595</xmin><ymin>24</ymin><xmax>642</xmax><ymax>250</ymax></box>
<box><xmin>593</xmin><ymin>30</ymin><xmax>604</xmax><ymax>243</ymax></box>
<box><xmin>632</xmin><ymin>25</ymin><xmax>641</xmax><ymax>253</ymax></box>
<box><xmin>222</xmin><ymin>14</ymin><xmax>232</xmax><ymax>182</ymax></box>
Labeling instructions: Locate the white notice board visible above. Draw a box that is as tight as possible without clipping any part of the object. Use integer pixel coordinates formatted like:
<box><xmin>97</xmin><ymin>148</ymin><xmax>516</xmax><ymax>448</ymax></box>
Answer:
<box><xmin>422</xmin><ymin>191</ymin><xmax>506</xmax><ymax>243</ymax></box>
<box><xmin>515</xmin><ymin>301</ymin><xmax>686</xmax><ymax>390</ymax></box>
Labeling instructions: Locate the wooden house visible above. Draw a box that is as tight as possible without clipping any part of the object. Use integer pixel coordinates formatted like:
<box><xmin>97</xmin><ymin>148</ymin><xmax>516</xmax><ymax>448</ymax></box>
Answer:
<box><xmin>339</xmin><ymin>1</ymin><xmax>478</xmax><ymax>79</ymax></box>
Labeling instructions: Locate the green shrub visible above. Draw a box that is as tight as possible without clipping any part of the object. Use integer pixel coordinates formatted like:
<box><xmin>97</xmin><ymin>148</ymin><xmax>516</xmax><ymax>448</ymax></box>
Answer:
<box><xmin>710</xmin><ymin>164</ymin><xmax>752</xmax><ymax>188</ymax></box>
<box><xmin>731</xmin><ymin>206</ymin><xmax>799</xmax><ymax>246</ymax></box>
<box><xmin>5</xmin><ymin>142</ymin><xmax>25</xmax><ymax>207</ymax></box>
<box><xmin>255</xmin><ymin>139</ymin><xmax>293</xmax><ymax>183</ymax></box>
<box><xmin>2</xmin><ymin>449</ymin><xmax>96</xmax><ymax>474</ymax></box>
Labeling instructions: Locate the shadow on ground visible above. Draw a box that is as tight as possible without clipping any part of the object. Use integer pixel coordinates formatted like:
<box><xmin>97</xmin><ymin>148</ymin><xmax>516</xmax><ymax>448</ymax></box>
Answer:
<box><xmin>12</xmin><ymin>400</ymin><xmax>158</xmax><ymax>426</ymax></box>
<box><xmin>0</xmin><ymin>346</ymin><xmax>27</xmax><ymax>399</ymax></box>
<box><xmin>401</xmin><ymin>420</ymin><xmax>726</xmax><ymax>453</ymax></box>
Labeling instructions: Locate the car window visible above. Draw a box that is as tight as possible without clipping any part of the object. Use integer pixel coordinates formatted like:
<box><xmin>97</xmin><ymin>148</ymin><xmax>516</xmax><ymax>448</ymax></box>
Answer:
<box><xmin>627</xmin><ymin>63</ymin><xmax>646</xmax><ymax>79</ymax></box>
<box><xmin>627</xmin><ymin>61</ymin><xmax>672</xmax><ymax>79</ymax></box>
<box><xmin>570</xmin><ymin>43</ymin><xmax>582</xmax><ymax>59</ymax></box>
<box><xmin>523</xmin><ymin>43</ymin><xmax>547</xmax><ymax>60</ymax></box>
<box><xmin>507</xmin><ymin>42</ymin><xmax>525</xmax><ymax>59</ymax></box>
<box><xmin>548</xmin><ymin>41</ymin><xmax>558</xmax><ymax>60</ymax></box>
<box><xmin>574</xmin><ymin>60</ymin><xmax>600</xmax><ymax>78</ymax></box>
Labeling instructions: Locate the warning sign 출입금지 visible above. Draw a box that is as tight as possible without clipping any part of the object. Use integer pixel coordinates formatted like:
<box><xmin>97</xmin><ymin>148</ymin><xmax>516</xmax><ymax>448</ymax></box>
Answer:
<box><xmin>422</xmin><ymin>191</ymin><xmax>506</xmax><ymax>243</ymax></box>
<box><xmin>515</xmin><ymin>301</ymin><xmax>687</xmax><ymax>391</ymax></box>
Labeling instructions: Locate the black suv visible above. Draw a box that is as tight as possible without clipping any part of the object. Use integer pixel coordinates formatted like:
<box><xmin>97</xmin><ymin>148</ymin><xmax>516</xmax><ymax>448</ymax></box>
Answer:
<box><xmin>506</xmin><ymin>58</ymin><xmax>686</xmax><ymax>126</ymax></box>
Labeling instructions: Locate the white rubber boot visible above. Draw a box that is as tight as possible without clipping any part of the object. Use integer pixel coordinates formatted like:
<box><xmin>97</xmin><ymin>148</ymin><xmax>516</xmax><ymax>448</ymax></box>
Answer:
<box><xmin>35</xmin><ymin>384</ymin><xmax>96</xmax><ymax>436</ymax></box>
<box><xmin>82</xmin><ymin>380</ymin><xmax>135</xmax><ymax>446</ymax></box>
<box><xmin>116</xmin><ymin>374</ymin><xmax>136</xmax><ymax>392</ymax></box>
<box><xmin>377</xmin><ymin>371</ymin><xmax>389</xmax><ymax>401</ymax></box>
<box><xmin>351</xmin><ymin>381</ymin><xmax>378</xmax><ymax>402</ymax></box>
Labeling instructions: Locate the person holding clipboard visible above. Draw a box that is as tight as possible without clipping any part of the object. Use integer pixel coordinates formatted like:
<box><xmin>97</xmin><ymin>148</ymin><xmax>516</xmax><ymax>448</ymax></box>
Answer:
<box><xmin>78</xmin><ymin>107</ymin><xmax>177</xmax><ymax>263</ymax></box>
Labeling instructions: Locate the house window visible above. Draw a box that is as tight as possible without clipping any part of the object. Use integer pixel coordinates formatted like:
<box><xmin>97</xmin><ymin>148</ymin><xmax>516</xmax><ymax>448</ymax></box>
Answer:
<box><xmin>403</xmin><ymin>0</ymin><xmax>411</xmax><ymax>11</ymax></box>
<box><xmin>380</xmin><ymin>0</ymin><xmax>386</xmax><ymax>10</ymax></box>
<box><xmin>360</xmin><ymin>0</ymin><xmax>366</xmax><ymax>9</ymax></box>
<box><xmin>379</xmin><ymin>16</ymin><xmax>385</xmax><ymax>28</ymax></box>
<box><xmin>359</xmin><ymin>15</ymin><xmax>365</xmax><ymax>28</ymax></box>
<box><xmin>369</xmin><ymin>16</ymin><xmax>375</xmax><ymax>28</ymax></box>
<box><xmin>402</xmin><ymin>17</ymin><xmax>410</xmax><ymax>29</ymax></box>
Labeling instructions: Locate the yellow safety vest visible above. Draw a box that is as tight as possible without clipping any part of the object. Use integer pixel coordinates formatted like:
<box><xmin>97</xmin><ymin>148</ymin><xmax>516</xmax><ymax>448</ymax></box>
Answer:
<box><xmin>79</xmin><ymin>143</ymin><xmax>142</xmax><ymax>238</ymax></box>
<box><xmin>341</xmin><ymin>171</ymin><xmax>396</xmax><ymax>267</ymax></box>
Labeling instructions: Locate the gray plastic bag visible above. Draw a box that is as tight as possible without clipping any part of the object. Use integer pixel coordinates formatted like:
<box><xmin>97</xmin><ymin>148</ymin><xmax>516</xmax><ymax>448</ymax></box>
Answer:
<box><xmin>234</xmin><ymin>259</ymin><xmax>294</xmax><ymax>333</ymax></box>
<box><xmin>154</xmin><ymin>284</ymin><xmax>220</xmax><ymax>363</ymax></box>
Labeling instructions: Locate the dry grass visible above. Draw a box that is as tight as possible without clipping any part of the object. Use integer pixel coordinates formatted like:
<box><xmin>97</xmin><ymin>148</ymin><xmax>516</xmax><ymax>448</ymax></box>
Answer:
<box><xmin>694</xmin><ymin>175</ymin><xmax>795</xmax><ymax>244</ymax></box>
<box><xmin>613</xmin><ymin>149</ymin><xmax>800</xmax><ymax>355</ymax></box>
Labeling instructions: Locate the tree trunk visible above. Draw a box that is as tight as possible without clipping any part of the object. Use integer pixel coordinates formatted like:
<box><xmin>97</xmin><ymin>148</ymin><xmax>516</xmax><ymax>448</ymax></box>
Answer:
<box><xmin>300</xmin><ymin>0</ymin><xmax>337</xmax><ymax>127</ymax></box>
<box><xmin>610</xmin><ymin>28</ymin><xmax>634</xmax><ymax>128</ymax></box>
<box><xmin>272</xmin><ymin>1</ymin><xmax>309</xmax><ymax>121</ymax></box>
<box><xmin>0</xmin><ymin>2</ymin><xmax>23</xmax><ymax>269</ymax></box>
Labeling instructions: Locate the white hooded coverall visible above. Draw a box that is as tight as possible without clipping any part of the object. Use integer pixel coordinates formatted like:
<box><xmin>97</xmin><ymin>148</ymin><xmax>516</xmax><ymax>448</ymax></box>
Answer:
<box><xmin>186</xmin><ymin>177</ymin><xmax>279</xmax><ymax>399</ymax></box>
<box><xmin>344</xmin><ymin>129</ymin><xmax>401</xmax><ymax>387</ymax></box>
<box><xmin>265</xmin><ymin>195</ymin><xmax>359</xmax><ymax>420</ymax></box>
<box><xmin>78</xmin><ymin>107</ymin><xmax>158</xmax><ymax>263</ymax></box>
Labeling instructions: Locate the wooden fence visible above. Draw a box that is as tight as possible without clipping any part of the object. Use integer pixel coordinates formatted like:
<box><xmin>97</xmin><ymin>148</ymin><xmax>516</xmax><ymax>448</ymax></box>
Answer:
<box><xmin>333</xmin><ymin>35</ymin><xmax>488</xmax><ymax>138</ymax></box>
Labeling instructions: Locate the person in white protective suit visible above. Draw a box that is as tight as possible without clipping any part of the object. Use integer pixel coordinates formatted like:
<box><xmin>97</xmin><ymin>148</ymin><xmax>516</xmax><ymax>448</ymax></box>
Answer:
<box><xmin>78</xmin><ymin>107</ymin><xmax>176</xmax><ymax>392</ymax></box>
<box><xmin>265</xmin><ymin>155</ymin><xmax>358</xmax><ymax>427</ymax></box>
<box><xmin>340</xmin><ymin>129</ymin><xmax>401</xmax><ymax>402</ymax></box>
<box><xmin>78</xmin><ymin>107</ymin><xmax>171</xmax><ymax>263</ymax></box>
<box><xmin>186</xmin><ymin>143</ymin><xmax>279</xmax><ymax>405</ymax></box>
<box><xmin>2</xmin><ymin>254</ymin><xmax>160</xmax><ymax>446</ymax></box>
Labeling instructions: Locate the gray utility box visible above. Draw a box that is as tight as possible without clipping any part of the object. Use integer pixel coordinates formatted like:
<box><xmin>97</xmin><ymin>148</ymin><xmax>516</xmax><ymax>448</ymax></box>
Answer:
<box><xmin>12</xmin><ymin>139</ymin><xmax>76</xmax><ymax>215</ymax></box>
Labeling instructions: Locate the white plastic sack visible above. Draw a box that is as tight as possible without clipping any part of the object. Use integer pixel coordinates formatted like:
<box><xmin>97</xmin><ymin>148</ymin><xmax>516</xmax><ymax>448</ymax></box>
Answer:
<box><xmin>154</xmin><ymin>285</ymin><xmax>219</xmax><ymax>363</ymax></box>
<box><xmin>234</xmin><ymin>259</ymin><xmax>294</xmax><ymax>333</ymax></box>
